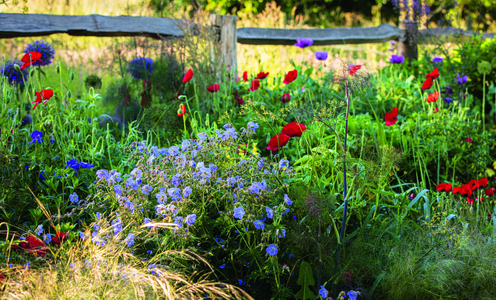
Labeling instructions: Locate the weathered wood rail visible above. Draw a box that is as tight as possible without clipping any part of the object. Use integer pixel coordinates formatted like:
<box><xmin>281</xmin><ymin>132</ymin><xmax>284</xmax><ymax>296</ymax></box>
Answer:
<box><xmin>1</xmin><ymin>12</ymin><xmax>494</xmax><ymax>75</ymax></box>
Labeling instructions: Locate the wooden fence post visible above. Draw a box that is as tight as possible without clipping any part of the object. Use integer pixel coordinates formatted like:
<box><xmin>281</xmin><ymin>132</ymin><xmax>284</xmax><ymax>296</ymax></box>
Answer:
<box><xmin>397</xmin><ymin>20</ymin><xmax>418</xmax><ymax>62</ymax></box>
<box><xmin>210</xmin><ymin>14</ymin><xmax>238</xmax><ymax>77</ymax></box>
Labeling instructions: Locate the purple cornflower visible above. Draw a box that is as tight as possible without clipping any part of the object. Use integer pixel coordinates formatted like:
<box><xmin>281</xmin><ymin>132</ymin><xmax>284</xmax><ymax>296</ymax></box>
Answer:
<box><xmin>389</xmin><ymin>54</ymin><xmax>404</xmax><ymax>64</ymax></box>
<box><xmin>30</xmin><ymin>130</ymin><xmax>43</xmax><ymax>144</ymax></box>
<box><xmin>128</xmin><ymin>57</ymin><xmax>154</xmax><ymax>80</ymax></box>
<box><xmin>314</xmin><ymin>51</ymin><xmax>328</xmax><ymax>61</ymax></box>
<box><xmin>456</xmin><ymin>74</ymin><xmax>468</xmax><ymax>84</ymax></box>
<box><xmin>266</xmin><ymin>244</ymin><xmax>278</xmax><ymax>256</ymax></box>
<box><xmin>294</xmin><ymin>38</ymin><xmax>313</xmax><ymax>48</ymax></box>
<box><xmin>24</xmin><ymin>40</ymin><xmax>55</xmax><ymax>66</ymax></box>
<box><xmin>1</xmin><ymin>60</ymin><xmax>29</xmax><ymax>85</ymax></box>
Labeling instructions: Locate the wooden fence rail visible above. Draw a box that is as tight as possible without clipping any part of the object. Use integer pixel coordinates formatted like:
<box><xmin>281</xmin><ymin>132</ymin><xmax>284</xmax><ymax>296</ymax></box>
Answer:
<box><xmin>1</xmin><ymin>13</ymin><xmax>495</xmax><ymax>75</ymax></box>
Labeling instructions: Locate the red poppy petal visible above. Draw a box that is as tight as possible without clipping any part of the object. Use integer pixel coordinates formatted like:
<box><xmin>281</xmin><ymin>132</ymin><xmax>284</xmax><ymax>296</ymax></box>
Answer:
<box><xmin>267</xmin><ymin>133</ymin><xmax>290</xmax><ymax>151</ymax></box>
<box><xmin>282</xmin><ymin>122</ymin><xmax>307</xmax><ymax>137</ymax></box>
<box><xmin>422</xmin><ymin>77</ymin><xmax>433</xmax><ymax>91</ymax></box>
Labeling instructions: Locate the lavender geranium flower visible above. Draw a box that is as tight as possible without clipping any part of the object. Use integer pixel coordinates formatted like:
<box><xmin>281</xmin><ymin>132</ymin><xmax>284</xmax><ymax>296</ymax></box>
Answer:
<box><xmin>24</xmin><ymin>40</ymin><xmax>55</xmax><ymax>66</ymax></box>
<box><xmin>141</xmin><ymin>184</ymin><xmax>153</xmax><ymax>195</ymax></box>
<box><xmin>278</xmin><ymin>158</ymin><xmax>289</xmax><ymax>169</ymax></box>
<box><xmin>30</xmin><ymin>130</ymin><xmax>43</xmax><ymax>144</ymax></box>
<box><xmin>155</xmin><ymin>191</ymin><xmax>167</xmax><ymax>204</ymax></box>
<box><xmin>253</xmin><ymin>220</ymin><xmax>265</xmax><ymax>230</ymax></box>
<box><xmin>233</xmin><ymin>206</ymin><xmax>245</xmax><ymax>220</ymax></box>
<box><xmin>456</xmin><ymin>74</ymin><xmax>468</xmax><ymax>84</ymax></box>
<box><xmin>96</xmin><ymin>170</ymin><xmax>110</xmax><ymax>181</ymax></box>
<box><xmin>69</xmin><ymin>192</ymin><xmax>79</xmax><ymax>204</ymax></box>
<box><xmin>284</xmin><ymin>194</ymin><xmax>293</xmax><ymax>205</ymax></box>
<box><xmin>347</xmin><ymin>291</ymin><xmax>358</xmax><ymax>300</ymax></box>
<box><xmin>182</xmin><ymin>186</ymin><xmax>192</xmax><ymax>198</ymax></box>
<box><xmin>184</xmin><ymin>214</ymin><xmax>196</xmax><ymax>226</ymax></box>
<box><xmin>389</xmin><ymin>54</ymin><xmax>404</xmax><ymax>64</ymax></box>
<box><xmin>128</xmin><ymin>57</ymin><xmax>154</xmax><ymax>80</ymax></box>
<box><xmin>266</xmin><ymin>206</ymin><xmax>273</xmax><ymax>219</ymax></box>
<box><xmin>294</xmin><ymin>38</ymin><xmax>313</xmax><ymax>48</ymax></box>
<box><xmin>247</xmin><ymin>121</ymin><xmax>259</xmax><ymax>132</ymax></box>
<box><xmin>124</xmin><ymin>233</ymin><xmax>135</xmax><ymax>247</ymax></box>
<box><xmin>1</xmin><ymin>60</ymin><xmax>29</xmax><ymax>85</ymax></box>
<box><xmin>266</xmin><ymin>244</ymin><xmax>278</xmax><ymax>256</ymax></box>
<box><xmin>167</xmin><ymin>188</ymin><xmax>182</xmax><ymax>201</ymax></box>
<box><xmin>314</xmin><ymin>51</ymin><xmax>328</xmax><ymax>61</ymax></box>
<box><xmin>319</xmin><ymin>286</ymin><xmax>329</xmax><ymax>299</ymax></box>
<box><xmin>114</xmin><ymin>184</ymin><xmax>123</xmax><ymax>195</ymax></box>
<box><xmin>43</xmin><ymin>234</ymin><xmax>51</xmax><ymax>243</ymax></box>
<box><xmin>35</xmin><ymin>224</ymin><xmax>43</xmax><ymax>236</ymax></box>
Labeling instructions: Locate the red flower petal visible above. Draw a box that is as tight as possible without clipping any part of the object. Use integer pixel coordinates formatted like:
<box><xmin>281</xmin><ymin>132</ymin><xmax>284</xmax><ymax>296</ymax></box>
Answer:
<box><xmin>243</xmin><ymin>71</ymin><xmax>248</xmax><ymax>81</ymax></box>
<box><xmin>182</xmin><ymin>69</ymin><xmax>193</xmax><ymax>83</ymax></box>
<box><xmin>485</xmin><ymin>187</ymin><xmax>494</xmax><ymax>197</ymax></box>
<box><xmin>461</xmin><ymin>184</ymin><xmax>473</xmax><ymax>197</ymax></box>
<box><xmin>436</xmin><ymin>183</ymin><xmax>452</xmax><ymax>192</ymax></box>
<box><xmin>467</xmin><ymin>179</ymin><xmax>479</xmax><ymax>191</ymax></box>
<box><xmin>422</xmin><ymin>77</ymin><xmax>433</xmax><ymax>91</ymax></box>
<box><xmin>467</xmin><ymin>197</ymin><xmax>474</xmax><ymax>205</ymax></box>
<box><xmin>281</xmin><ymin>93</ymin><xmax>291</xmax><ymax>104</ymax></box>
<box><xmin>267</xmin><ymin>133</ymin><xmax>290</xmax><ymax>151</ymax></box>
<box><xmin>453</xmin><ymin>186</ymin><xmax>462</xmax><ymax>195</ymax></box>
<box><xmin>426</xmin><ymin>92</ymin><xmax>439</xmax><ymax>103</ymax></box>
<box><xmin>207</xmin><ymin>84</ymin><xmax>220</xmax><ymax>93</ymax></box>
<box><xmin>426</xmin><ymin>68</ymin><xmax>439</xmax><ymax>80</ymax></box>
<box><xmin>249</xmin><ymin>80</ymin><xmax>260</xmax><ymax>92</ymax></box>
<box><xmin>255</xmin><ymin>72</ymin><xmax>269</xmax><ymax>79</ymax></box>
<box><xmin>385</xmin><ymin>107</ymin><xmax>398</xmax><ymax>126</ymax></box>
<box><xmin>283</xmin><ymin>69</ymin><xmax>297</xmax><ymax>85</ymax></box>
<box><xmin>349</xmin><ymin>64</ymin><xmax>362</xmax><ymax>75</ymax></box>
<box><xmin>478</xmin><ymin>178</ymin><xmax>488</xmax><ymax>188</ymax></box>
<box><xmin>177</xmin><ymin>104</ymin><xmax>186</xmax><ymax>117</ymax></box>
<box><xmin>434</xmin><ymin>107</ymin><xmax>439</xmax><ymax>113</ymax></box>
<box><xmin>281</xmin><ymin>122</ymin><xmax>307</xmax><ymax>137</ymax></box>
<box><xmin>20</xmin><ymin>51</ymin><xmax>42</xmax><ymax>69</ymax></box>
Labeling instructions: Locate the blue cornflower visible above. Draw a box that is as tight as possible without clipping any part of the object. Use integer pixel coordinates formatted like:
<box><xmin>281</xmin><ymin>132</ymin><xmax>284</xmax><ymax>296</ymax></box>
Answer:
<box><xmin>182</xmin><ymin>186</ymin><xmax>192</xmax><ymax>198</ymax></box>
<box><xmin>128</xmin><ymin>57</ymin><xmax>154</xmax><ymax>80</ymax></box>
<box><xmin>1</xmin><ymin>60</ymin><xmax>29</xmax><ymax>85</ymax></box>
<box><xmin>443</xmin><ymin>97</ymin><xmax>454</xmax><ymax>104</ymax></box>
<box><xmin>30</xmin><ymin>130</ymin><xmax>43</xmax><ymax>144</ymax></box>
<box><xmin>69</xmin><ymin>192</ymin><xmax>80</xmax><ymax>204</ymax></box>
<box><xmin>141</xmin><ymin>185</ymin><xmax>153</xmax><ymax>195</ymax></box>
<box><xmin>294</xmin><ymin>37</ymin><xmax>313</xmax><ymax>48</ymax></box>
<box><xmin>266</xmin><ymin>244</ymin><xmax>278</xmax><ymax>256</ymax></box>
<box><xmin>114</xmin><ymin>184</ymin><xmax>123</xmax><ymax>195</ymax></box>
<box><xmin>21</xmin><ymin>114</ymin><xmax>32</xmax><ymax>127</ymax></box>
<box><xmin>184</xmin><ymin>214</ymin><xmax>197</xmax><ymax>226</ymax></box>
<box><xmin>167</xmin><ymin>188</ymin><xmax>182</xmax><ymax>201</ymax></box>
<box><xmin>456</xmin><ymin>74</ymin><xmax>468</xmax><ymax>84</ymax></box>
<box><xmin>284</xmin><ymin>194</ymin><xmax>293</xmax><ymax>205</ymax></box>
<box><xmin>171</xmin><ymin>173</ymin><xmax>182</xmax><ymax>187</ymax></box>
<box><xmin>278</xmin><ymin>158</ymin><xmax>289</xmax><ymax>169</ymax></box>
<box><xmin>347</xmin><ymin>291</ymin><xmax>358</xmax><ymax>300</ymax></box>
<box><xmin>147</xmin><ymin>250</ymin><xmax>152</xmax><ymax>254</ymax></box>
<box><xmin>319</xmin><ymin>286</ymin><xmax>328</xmax><ymax>299</ymax></box>
<box><xmin>25</xmin><ymin>40</ymin><xmax>55</xmax><ymax>66</ymax></box>
<box><xmin>266</xmin><ymin>206</ymin><xmax>273</xmax><ymax>219</ymax></box>
<box><xmin>35</xmin><ymin>224</ymin><xmax>43</xmax><ymax>236</ymax></box>
<box><xmin>253</xmin><ymin>220</ymin><xmax>265</xmax><ymax>230</ymax></box>
<box><xmin>247</xmin><ymin>121</ymin><xmax>259</xmax><ymax>132</ymax></box>
<box><xmin>39</xmin><ymin>171</ymin><xmax>46</xmax><ymax>181</ymax></box>
<box><xmin>124</xmin><ymin>233</ymin><xmax>135</xmax><ymax>247</ymax></box>
<box><xmin>233</xmin><ymin>206</ymin><xmax>245</xmax><ymax>220</ymax></box>
<box><xmin>43</xmin><ymin>234</ymin><xmax>51</xmax><ymax>243</ymax></box>
<box><xmin>432</xmin><ymin>56</ymin><xmax>444</xmax><ymax>66</ymax></box>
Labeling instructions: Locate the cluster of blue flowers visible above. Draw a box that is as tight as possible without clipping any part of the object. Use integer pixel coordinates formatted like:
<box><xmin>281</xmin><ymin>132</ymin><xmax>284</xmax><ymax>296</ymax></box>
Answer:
<box><xmin>66</xmin><ymin>158</ymin><xmax>94</xmax><ymax>171</ymax></box>
<box><xmin>128</xmin><ymin>57</ymin><xmax>154</xmax><ymax>80</ymax></box>
<box><xmin>1</xmin><ymin>60</ymin><xmax>29</xmax><ymax>85</ymax></box>
<box><xmin>24</xmin><ymin>40</ymin><xmax>55</xmax><ymax>66</ymax></box>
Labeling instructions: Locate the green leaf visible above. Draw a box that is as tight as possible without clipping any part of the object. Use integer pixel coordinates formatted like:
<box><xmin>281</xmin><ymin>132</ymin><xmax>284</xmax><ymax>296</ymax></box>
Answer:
<box><xmin>294</xmin><ymin>261</ymin><xmax>315</xmax><ymax>300</ymax></box>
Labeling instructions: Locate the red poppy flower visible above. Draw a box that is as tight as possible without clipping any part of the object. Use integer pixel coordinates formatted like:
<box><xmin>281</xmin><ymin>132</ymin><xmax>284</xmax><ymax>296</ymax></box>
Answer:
<box><xmin>281</xmin><ymin>93</ymin><xmax>291</xmax><ymax>104</ymax></box>
<box><xmin>460</xmin><ymin>184</ymin><xmax>473</xmax><ymax>197</ymax></box>
<box><xmin>236</xmin><ymin>97</ymin><xmax>244</xmax><ymax>104</ymax></box>
<box><xmin>267</xmin><ymin>133</ymin><xmax>290</xmax><ymax>151</ymax></box>
<box><xmin>485</xmin><ymin>187</ymin><xmax>495</xmax><ymax>197</ymax></box>
<box><xmin>182</xmin><ymin>69</ymin><xmax>193</xmax><ymax>83</ymax></box>
<box><xmin>243</xmin><ymin>71</ymin><xmax>248</xmax><ymax>81</ymax></box>
<box><xmin>467</xmin><ymin>179</ymin><xmax>479</xmax><ymax>191</ymax></box>
<box><xmin>20</xmin><ymin>51</ymin><xmax>43</xmax><ymax>69</ymax></box>
<box><xmin>255</xmin><ymin>72</ymin><xmax>269</xmax><ymax>79</ymax></box>
<box><xmin>349</xmin><ymin>64</ymin><xmax>361</xmax><ymax>75</ymax></box>
<box><xmin>207</xmin><ymin>84</ymin><xmax>220</xmax><ymax>93</ymax></box>
<box><xmin>385</xmin><ymin>107</ymin><xmax>398</xmax><ymax>126</ymax></box>
<box><xmin>177</xmin><ymin>104</ymin><xmax>186</xmax><ymax>117</ymax></box>
<box><xmin>25</xmin><ymin>236</ymin><xmax>47</xmax><ymax>257</ymax></box>
<box><xmin>32</xmin><ymin>89</ymin><xmax>54</xmax><ymax>109</ymax></box>
<box><xmin>436</xmin><ymin>183</ymin><xmax>452</xmax><ymax>192</ymax></box>
<box><xmin>422</xmin><ymin>77</ymin><xmax>433</xmax><ymax>91</ymax></box>
<box><xmin>434</xmin><ymin>107</ymin><xmax>439</xmax><ymax>113</ymax></box>
<box><xmin>478</xmin><ymin>178</ymin><xmax>488</xmax><ymax>188</ymax></box>
<box><xmin>52</xmin><ymin>231</ymin><xmax>68</xmax><ymax>244</ymax></box>
<box><xmin>426</xmin><ymin>92</ymin><xmax>439</xmax><ymax>103</ymax></box>
<box><xmin>426</xmin><ymin>68</ymin><xmax>439</xmax><ymax>80</ymax></box>
<box><xmin>467</xmin><ymin>197</ymin><xmax>474</xmax><ymax>205</ymax></box>
<box><xmin>282</xmin><ymin>122</ymin><xmax>307</xmax><ymax>137</ymax></box>
<box><xmin>466</xmin><ymin>137</ymin><xmax>472</xmax><ymax>143</ymax></box>
<box><xmin>249</xmin><ymin>80</ymin><xmax>260</xmax><ymax>92</ymax></box>
<box><xmin>283</xmin><ymin>69</ymin><xmax>298</xmax><ymax>84</ymax></box>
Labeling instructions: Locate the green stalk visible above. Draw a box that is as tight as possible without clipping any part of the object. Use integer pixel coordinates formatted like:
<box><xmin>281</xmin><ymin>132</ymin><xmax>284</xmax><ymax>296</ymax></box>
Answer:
<box><xmin>482</xmin><ymin>73</ymin><xmax>486</xmax><ymax>132</ymax></box>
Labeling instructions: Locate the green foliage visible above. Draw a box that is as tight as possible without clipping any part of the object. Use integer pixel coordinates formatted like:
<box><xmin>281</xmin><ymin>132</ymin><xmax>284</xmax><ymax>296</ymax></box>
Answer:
<box><xmin>294</xmin><ymin>261</ymin><xmax>315</xmax><ymax>300</ymax></box>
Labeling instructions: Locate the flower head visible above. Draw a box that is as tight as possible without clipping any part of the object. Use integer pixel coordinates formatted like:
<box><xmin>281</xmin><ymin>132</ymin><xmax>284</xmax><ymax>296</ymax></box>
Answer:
<box><xmin>314</xmin><ymin>51</ymin><xmax>328</xmax><ymax>61</ymax></box>
<box><xmin>177</xmin><ymin>104</ymin><xmax>186</xmax><ymax>117</ymax></box>
<box><xmin>422</xmin><ymin>77</ymin><xmax>433</xmax><ymax>91</ymax></box>
<box><xmin>255</xmin><ymin>72</ymin><xmax>269</xmax><ymax>79</ymax></box>
<box><xmin>282</xmin><ymin>122</ymin><xmax>307</xmax><ymax>137</ymax></box>
<box><xmin>182</xmin><ymin>69</ymin><xmax>193</xmax><ymax>83</ymax></box>
<box><xmin>207</xmin><ymin>84</ymin><xmax>220</xmax><ymax>93</ymax></box>
<box><xmin>247</xmin><ymin>121</ymin><xmax>259</xmax><ymax>132</ymax></box>
<box><xmin>253</xmin><ymin>220</ymin><xmax>265</xmax><ymax>230</ymax></box>
<box><xmin>280</xmin><ymin>93</ymin><xmax>291</xmax><ymax>103</ymax></box>
<box><xmin>242</xmin><ymin>71</ymin><xmax>248</xmax><ymax>81</ymax></box>
<box><xmin>32</xmin><ymin>89</ymin><xmax>54</xmax><ymax>109</ymax></box>
<box><xmin>294</xmin><ymin>38</ymin><xmax>313</xmax><ymax>48</ymax></box>
<box><xmin>233</xmin><ymin>206</ymin><xmax>245</xmax><ymax>220</ymax></box>
<box><xmin>20</xmin><ymin>51</ymin><xmax>43</xmax><ymax>69</ymax></box>
<box><xmin>319</xmin><ymin>286</ymin><xmax>328</xmax><ymax>299</ymax></box>
<box><xmin>426</xmin><ymin>92</ymin><xmax>439</xmax><ymax>103</ymax></box>
<box><xmin>266</xmin><ymin>244</ymin><xmax>278</xmax><ymax>256</ymax></box>
<box><xmin>24</xmin><ymin>41</ymin><xmax>55</xmax><ymax>66</ymax></box>
<box><xmin>385</xmin><ymin>107</ymin><xmax>398</xmax><ymax>126</ymax></box>
<box><xmin>30</xmin><ymin>130</ymin><xmax>43</xmax><ymax>144</ymax></box>
<box><xmin>456</xmin><ymin>74</ymin><xmax>468</xmax><ymax>84</ymax></box>
<box><xmin>389</xmin><ymin>54</ymin><xmax>404</xmax><ymax>64</ymax></box>
<box><xmin>283</xmin><ymin>69</ymin><xmax>298</xmax><ymax>84</ymax></box>
<box><xmin>436</xmin><ymin>183</ymin><xmax>452</xmax><ymax>192</ymax></box>
<box><xmin>267</xmin><ymin>133</ymin><xmax>290</xmax><ymax>151</ymax></box>
<box><xmin>1</xmin><ymin>60</ymin><xmax>29</xmax><ymax>85</ymax></box>
<box><xmin>249</xmin><ymin>80</ymin><xmax>260</xmax><ymax>92</ymax></box>
<box><xmin>426</xmin><ymin>68</ymin><xmax>439</xmax><ymax>80</ymax></box>
<box><xmin>128</xmin><ymin>58</ymin><xmax>154</xmax><ymax>80</ymax></box>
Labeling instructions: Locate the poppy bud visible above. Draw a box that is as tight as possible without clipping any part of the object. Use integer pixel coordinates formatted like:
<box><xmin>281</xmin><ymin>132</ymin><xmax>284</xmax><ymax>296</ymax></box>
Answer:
<box><xmin>14</xmin><ymin>64</ymin><xmax>21</xmax><ymax>72</ymax></box>
<box><xmin>56</xmin><ymin>64</ymin><xmax>61</xmax><ymax>74</ymax></box>
<box><xmin>29</xmin><ymin>68</ymin><xmax>36</xmax><ymax>77</ymax></box>
<box><xmin>70</xmin><ymin>72</ymin><xmax>75</xmax><ymax>81</ymax></box>
<box><xmin>67</xmin><ymin>90</ymin><xmax>72</xmax><ymax>98</ymax></box>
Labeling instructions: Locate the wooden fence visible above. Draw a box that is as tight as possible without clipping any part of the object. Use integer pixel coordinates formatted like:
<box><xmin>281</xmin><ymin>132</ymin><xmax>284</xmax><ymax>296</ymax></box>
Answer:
<box><xmin>1</xmin><ymin>12</ymin><xmax>494</xmax><ymax>76</ymax></box>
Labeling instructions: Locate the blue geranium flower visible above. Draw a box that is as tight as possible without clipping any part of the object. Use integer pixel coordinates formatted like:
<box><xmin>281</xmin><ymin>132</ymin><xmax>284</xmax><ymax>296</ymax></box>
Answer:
<box><xmin>69</xmin><ymin>192</ymin><xmax>80</xmax><ymax>204</ymax></box>
<box><xmin>233</xmin><ymin>206</ymin><xmax>245</xmax><ymax>220</ymax></box>
<box><xmin>79</xmin><ymin>162</ymin><xmax>94</xmax><ymax>169</ymax></box>
<box><xmin>184</xmin><ymin>214</ymin><xmax>196</xmax><ymax>226</ymax></box>
<box><xmin>42</xmin><ymin>234</ymin><xmax>51</xmax><ymax>243</ymax></box>
<box><xmin>347</xmin><ymin>291</ymin><xmax>358</xmax><ymax>300</ymax></box>
<box><xmin>247</xmin><ymin>121</ymin><xmax>259</xmax><ymax>132</ymax></box>
<box><xmin>1</xmin><ymin>60</ymin><xmax>29</xmax><ymax>85</ymax></box>
<box><xmin>35</xmin><ymin>224</ymin><xmax>43</xmax><ymax>236</ymax></box>
<box><xmin>128</xmin><ymin>57</ymin><xmax>154</xmax><ymax>80</ymax></box>
<box><xmin>124</xmin><ymin>233</ymin><xmax>135</xmax><ymax>247</ymax></box>
<box><xmin>266</xmin><ymin>206</ymin><xmax>273</xmax><ymax>219</ymax></box>
<box><xmin>30</xmin><ymin>130</ymin><xmax>43</xmax><ymax>144</ymax></box>
<box><xmin>319</xmin><ymin>286</ymin><xmax>328</xmax><ymax>299</ymax></box>
<box><xmin>182</xmin><ymin>186</ymin><xmax>192</xmax><ymax>198</ymax></box>
<box><xmin>266</xmin><ymin>244</ymin><xmax>278</xmax><ymax>256</ymax></box>
<box><xmin>253</xmin><ymin>220</ymin><xmax>265</xmax><ymax>230</ymax></box>
<box><xmin>284</xmin><ymin>194</ymin><xmax>293</xmax><ymax>205</ymax></box>
<box><xmin>66</xmin><ymin>158</ymin><xmax>80</xmax><ymax>170</ymax></box>
<box><xmin>24</xmin><ymin>40</ymin><xmax>55</xmax><ymax>66</ymax></box>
